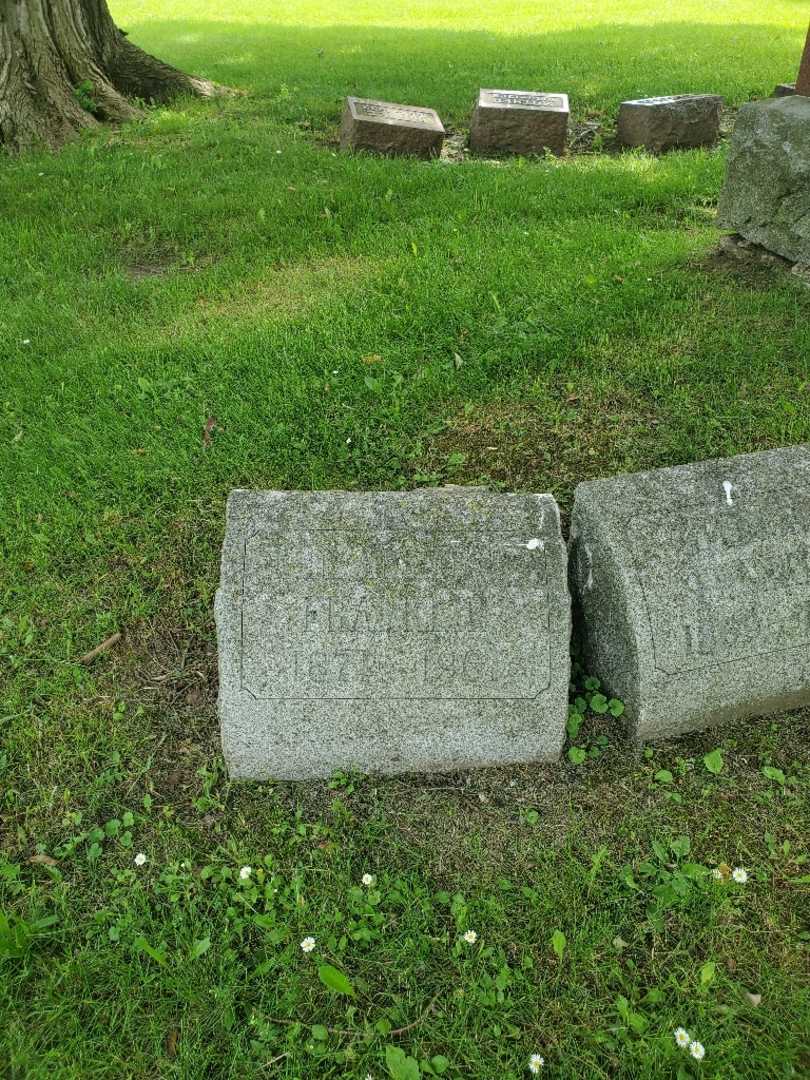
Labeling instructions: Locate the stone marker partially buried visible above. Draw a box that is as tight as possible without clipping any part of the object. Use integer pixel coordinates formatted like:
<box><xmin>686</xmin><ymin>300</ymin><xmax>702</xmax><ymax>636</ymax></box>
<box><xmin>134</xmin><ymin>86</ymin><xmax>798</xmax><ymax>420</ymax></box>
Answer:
<box><xmin>570</xmin><ymin>446</ymin><xmax>810</xmax><ymax>743</ymax></box>
<box><xmin>469</xmin><ymin>89</ymin><xmax>570</xmax><ymax>156</ymax></box>
<box><xmin>617</xmin><ymin>94</ymin><xmax>722</xmax><ymax>152</ymax></box>
<box><xmin>339</xmin><ymin>96</ymin><xmax>445</xmax><ymax>159</ymax></box>
<box><xmin>217</xmin><ymin>489</ymin><xmax>571</xmax><ymax>780</ymax></box>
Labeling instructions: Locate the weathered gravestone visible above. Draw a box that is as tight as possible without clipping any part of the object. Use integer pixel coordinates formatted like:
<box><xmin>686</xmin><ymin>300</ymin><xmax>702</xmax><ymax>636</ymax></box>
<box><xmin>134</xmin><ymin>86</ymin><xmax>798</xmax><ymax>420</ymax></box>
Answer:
<box><xmin>339</xmin><ymin>96</ymin><xmax>445</xmax><ymax>158</ymax></box>
<box><xmin>617</xmin><ymin>94</ymin><xmax>722</xmax><ymax>152</ymax></box>
<box><xmin>570</xmin><ymin>446</ymin><xmax>810</xmax><ymax>743</ymax></box>
<box><xmin>717</xmin><ymin>94</ymin><xmax>810</xmax><ymax>264</ymax></box>
<box><xmin>469</xmin><ymin>89</ymin><xmax>569</xmax><ymax>156</ymax></box>
<box><xmin>772</xmin><ymin>83</ymin><xmax>795</xmax><ymax>97</ymax></box>
<box><xmin>217</xmin><ymin>489</ymin><xmax>571</xmax><ymax>779</ymax></box>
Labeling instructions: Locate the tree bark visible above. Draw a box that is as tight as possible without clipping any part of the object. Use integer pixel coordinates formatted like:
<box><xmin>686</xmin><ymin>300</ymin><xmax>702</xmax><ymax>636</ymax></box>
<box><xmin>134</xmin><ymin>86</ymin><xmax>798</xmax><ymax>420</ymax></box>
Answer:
<box><xmin>0</xmin><ymin>0</ymin><xmax>222</xmax><ymax>152</ymax></box>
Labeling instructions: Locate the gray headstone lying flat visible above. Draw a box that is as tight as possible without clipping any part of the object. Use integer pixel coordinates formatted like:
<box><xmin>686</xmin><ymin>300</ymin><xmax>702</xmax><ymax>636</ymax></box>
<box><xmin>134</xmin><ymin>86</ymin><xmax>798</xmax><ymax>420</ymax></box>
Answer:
<box><xmin>217</xmin><ymin>489</ymin><xmax>570</xmax><ymax>779</ymax></box>
<box><xmin>339</xmin><ymin>96</ymin><xmax>445</xmax><ymax>158</ymax></box>
<box><xmin>617</xmin><ymin>94</ymin><xmax>722</xmax><ymax>151</ymax></box>
<box><xmin>718</xmin><ymin>95</ymin><xmax>810</xmax><ymax>265</ymax></box>
<box><xmin>469</xmin><ymin>89</ymin><xmax>569</xmax><ymax>156</ymax></box>
<box><xmin>570</xmin><ymin>446</ymin><xmax>810</xmax><ymax>742</ymax></box>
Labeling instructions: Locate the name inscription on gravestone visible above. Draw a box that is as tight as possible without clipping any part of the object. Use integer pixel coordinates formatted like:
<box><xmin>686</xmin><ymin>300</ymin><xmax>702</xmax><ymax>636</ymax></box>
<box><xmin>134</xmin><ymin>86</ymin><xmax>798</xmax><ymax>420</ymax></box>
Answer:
<box><xmin>240</xmin><ymin>528</ymin><xmax>550</xmax><ymax>699</ymax></box>
<box><xmin>217</xmin><ymin>489</ymin><xmax>570</xmax><ymax>779</ymax></box>
<box><xmin>352</xmin><ymin>101</ymin><xmax>436</xmax><ymax>124</ymax></box>
<box><xmin>484</xmin><ymin>91</ymin><xmax>566</xmax><ymax>109</ymax></box>
<box><xmin>626</xmin><ymin>496</ymin><xmax>810</xmax><ymax>675</ymax></box>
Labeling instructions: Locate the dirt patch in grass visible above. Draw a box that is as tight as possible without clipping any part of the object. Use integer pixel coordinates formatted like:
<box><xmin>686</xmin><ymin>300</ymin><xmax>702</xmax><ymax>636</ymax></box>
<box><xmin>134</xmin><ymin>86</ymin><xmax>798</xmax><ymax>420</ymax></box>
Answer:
<box><xmin>697</xmin><ymin>234</ymin><xmax>810</xmax><ymax>291</ymax></box>
<box><xmin>417</xmin><ymin>389</ymin><xmax>663</xmax><ymax>512</ymax></box>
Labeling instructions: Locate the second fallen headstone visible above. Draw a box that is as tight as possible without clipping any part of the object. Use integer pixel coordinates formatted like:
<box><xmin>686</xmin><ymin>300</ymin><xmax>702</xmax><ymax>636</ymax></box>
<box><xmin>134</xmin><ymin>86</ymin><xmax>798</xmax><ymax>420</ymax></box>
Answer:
<box><xmin>570</xmin><ymin>446</ymin><xmax>810</xmax><ymax>742</ymax></box>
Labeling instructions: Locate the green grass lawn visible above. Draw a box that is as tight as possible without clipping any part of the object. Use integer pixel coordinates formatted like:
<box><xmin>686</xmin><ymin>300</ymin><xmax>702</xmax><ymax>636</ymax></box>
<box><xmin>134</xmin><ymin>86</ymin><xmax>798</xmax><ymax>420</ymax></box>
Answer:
<box><xmin>1</xmin><ymin>1</ymin><xmax>810</xmax><ymax>1076</ymax></box>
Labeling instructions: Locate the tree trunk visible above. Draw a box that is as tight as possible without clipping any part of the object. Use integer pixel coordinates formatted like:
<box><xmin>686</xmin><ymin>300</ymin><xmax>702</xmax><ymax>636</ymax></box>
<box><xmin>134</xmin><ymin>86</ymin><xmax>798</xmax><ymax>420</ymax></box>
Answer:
<box><xmin>0</xmin><ymin>0</ymin><xmax>223</xmax><ymax>153</ymax></box>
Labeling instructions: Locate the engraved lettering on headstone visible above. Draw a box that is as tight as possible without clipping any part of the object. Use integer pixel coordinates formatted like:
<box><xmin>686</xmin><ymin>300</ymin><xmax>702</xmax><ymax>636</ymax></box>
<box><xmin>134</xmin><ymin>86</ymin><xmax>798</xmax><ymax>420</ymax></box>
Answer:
<box><xmin>239</xmin><ymin>529</ymin><xmax>550</xmax><ymax>699</ymax></box>
<box><xmin>625</xmin><ymin>492</ymin><xmax>810</xmax><ymax>674</ymax></box>
<box><xmin>354</xmin><ymin>101</ymin><xmax>434</xmax><ymax>124</ymax></box>
<box><xmin>487</xmin><ymin>91</ymin><xmax>564</xmax><ymax>108</ymax></box>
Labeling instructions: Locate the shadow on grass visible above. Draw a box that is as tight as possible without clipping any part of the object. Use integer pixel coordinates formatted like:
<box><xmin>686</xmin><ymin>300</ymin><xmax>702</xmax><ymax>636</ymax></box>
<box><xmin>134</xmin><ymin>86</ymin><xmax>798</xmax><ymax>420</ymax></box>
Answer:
<box><xmin>121</xmin><ymin>19</ymin><xmax>805</xmax><ymax>122</ymax></box>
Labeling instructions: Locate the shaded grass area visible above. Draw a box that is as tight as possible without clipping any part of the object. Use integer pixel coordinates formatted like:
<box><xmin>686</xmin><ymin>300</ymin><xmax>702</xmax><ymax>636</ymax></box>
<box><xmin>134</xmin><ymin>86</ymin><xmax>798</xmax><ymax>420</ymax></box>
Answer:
<box><xmin>1</xmin><ymin>0</ymin><xmax>810</xmax><ymax>1075</ymax></box>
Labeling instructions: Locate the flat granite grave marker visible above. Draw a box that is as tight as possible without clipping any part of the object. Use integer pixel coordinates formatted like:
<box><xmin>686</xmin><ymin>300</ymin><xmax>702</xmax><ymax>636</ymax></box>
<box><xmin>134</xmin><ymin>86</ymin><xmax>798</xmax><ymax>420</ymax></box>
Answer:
<box><xmin>217</xmin><ymin>489</ymin><xmax>571</xmax><ymax>779</ymax></box>
<box><xmin>617</xmin><ymin>94</ymin><xmax>722</xmax><ymax>152</ymax></box>
<box><xmin>570</xmin><ymin>446</ymin><xmax>810</xmax><ymax>743</ymax></box>
<box><xmin>469</xmin><ymin>89</ymin><xmax>569</xmax><ymax>156</ymax></box>
<box><xmin>339</xmin><ymin>96</ymin><xmax>445</xmax><ymax>158</ymax></box>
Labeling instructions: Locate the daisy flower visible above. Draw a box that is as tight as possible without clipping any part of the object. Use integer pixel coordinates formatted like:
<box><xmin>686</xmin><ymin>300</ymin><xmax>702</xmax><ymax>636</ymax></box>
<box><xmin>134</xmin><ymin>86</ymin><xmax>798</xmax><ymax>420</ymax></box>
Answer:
<box><xmin>732</xmin><ymin>867</ymin><xmax>748</xmax><ymax>884</ymax></box>
<box><xmin>361</xmin><ymin>873</ymin><xmax>375</xmax><ymax>886</ymax></box>
<box><xmin>134</xmin><ymin>852</ymin><xmax>147</xmax><ymax>867</ymax></box>
<box><xmin>528</xmin><ymin>1053</ymin><xmax>544</xmax><ymax>1073</ymax></box>
<box><xmin>239</xmin><ymin>865</ymin><xmax>252</xmax><ymax>880</ymax></box>
<box><xmin>689</xmin><ymin>1040</ymin><xmax>705</xmax><ymax>1061</ymax></box>
<box><xmin>300</xmin><ymin>936</ymin><xmax>316</xmax><ymax>953</ymax></box>
<box><xmin>462</xmin><ymin>930</ymin><xmax>478</xmax><ymax>945</ymax></box>
<box><xmin>674</xmin><ymin>1027</ymin><xmax>690</xmax><ymax>1049</ymax></box>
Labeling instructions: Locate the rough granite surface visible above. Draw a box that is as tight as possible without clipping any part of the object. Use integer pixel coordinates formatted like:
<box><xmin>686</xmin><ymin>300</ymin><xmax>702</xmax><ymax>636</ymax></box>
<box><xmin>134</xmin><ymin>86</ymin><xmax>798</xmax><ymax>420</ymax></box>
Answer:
<box><xmin>717</xmin><ymin>96</ymin><xmax>810</xmax><ymax>264</ymax></box>
<box><xmin>570</xmin><ymin>446</ymin><xmax>810</xmax><ymax>742</ymax></box>
<box><xmin>217</xmin><ymin>489</ymin><xmax>570</xmax><ymax>780</ymax></box>
<box><xmin>339</xmin><ymin>97</ymin><xmax>445</xmax><ymax>158</ymax></box>
<box><xmin>469</xmin><ymin>89</ymin><xmax>569</xmax><ymax>157</ymax></box>
<box><xmin>617</xmin><ymin>94</ymin><xmax>722</xmax><ymax>151</ymax></box>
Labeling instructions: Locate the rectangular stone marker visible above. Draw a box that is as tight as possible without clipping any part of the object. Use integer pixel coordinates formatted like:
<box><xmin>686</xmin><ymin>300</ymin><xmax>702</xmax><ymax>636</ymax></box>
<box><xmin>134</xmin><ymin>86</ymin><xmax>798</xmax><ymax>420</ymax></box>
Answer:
<box><xmin>617</xmin><ymin>94</ymin><xmax>722</xmax><ymax>152</ymax></box>
<box><xmin>570</xmin><ymin>446</ymin><xmax>810</xmax><ymax>743</ymax></box>
<box><xmin>216</xmin><ymin>489</ymin><xmax>570</xmax><ymax>780</ymax></box>
<box><xmin>339</xmin><ymin>96</ymin><xmax>445</xmax><ymax>159</ymax></box>
<box><xmin>718</xmin><ymin>95</ymin><xmax>810</xmax><ymax>264</ymax></box>
<box><xmin>469</xmin><ymin>89</ymin><xmax>569</xmax><ymax>156</ymax></box>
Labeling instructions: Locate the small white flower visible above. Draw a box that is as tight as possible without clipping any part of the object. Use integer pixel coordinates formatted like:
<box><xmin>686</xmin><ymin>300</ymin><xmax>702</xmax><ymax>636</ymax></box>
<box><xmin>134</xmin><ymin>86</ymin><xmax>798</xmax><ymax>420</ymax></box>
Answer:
<box><xmin>732</xmin><ymin>867</ymin><xmax>748</xmax><ymax>884</ymax></box>
<box><xmin>528</xmin><ymin>1054</ymin><xmax>544</xmax><ymax>1074</ymax></box>
<box><xmin>300</xmin><ymin>936</ymin><xmax>316</xmax><ymax>953</ymax></box>
<box><xmin>21</xmin><ymin>339</ymin><xmax>31</xmax><ymax>345</ymax></box>
<box><xmin>361</xmin><ymin>873</ymin><xmax>375</xmax><ymax>886</ymax></box>
<box><xmin>462</xmin><ymin>929</ymin><xmax>478</xmax><ymax>945</ymax></box>
<box><xmin>134</xmin><ymin>852</ymin><xmax>147</xmax><ymax>867</ymax></box>
<box><xmin>239</xmin><ymin>865</ymin><xmax>252</xmax><ymax>880</ymax></box>
<box><xmin>711</xmin><ymin>868</ymin><xmax>723</xmax><ymax>880</ymax></box>
<box><xmin>346</xmin><ymin>437</ymin><xmax>352</xmax><ymax>444</ymax></box>
<box><xmin>276</xmin><ymin>149</ymin><xmax>282</xmax><ymax>154</ymax></box>
<box><xmin>674</xmin><ymin>1027</ymin><xmax>690</xmax><ymax>1049</ymax></box>
<box><xmin>689</xmin><ymin>1040</ymin><xmax>705</xmax><ymax>1061</ymax></box>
